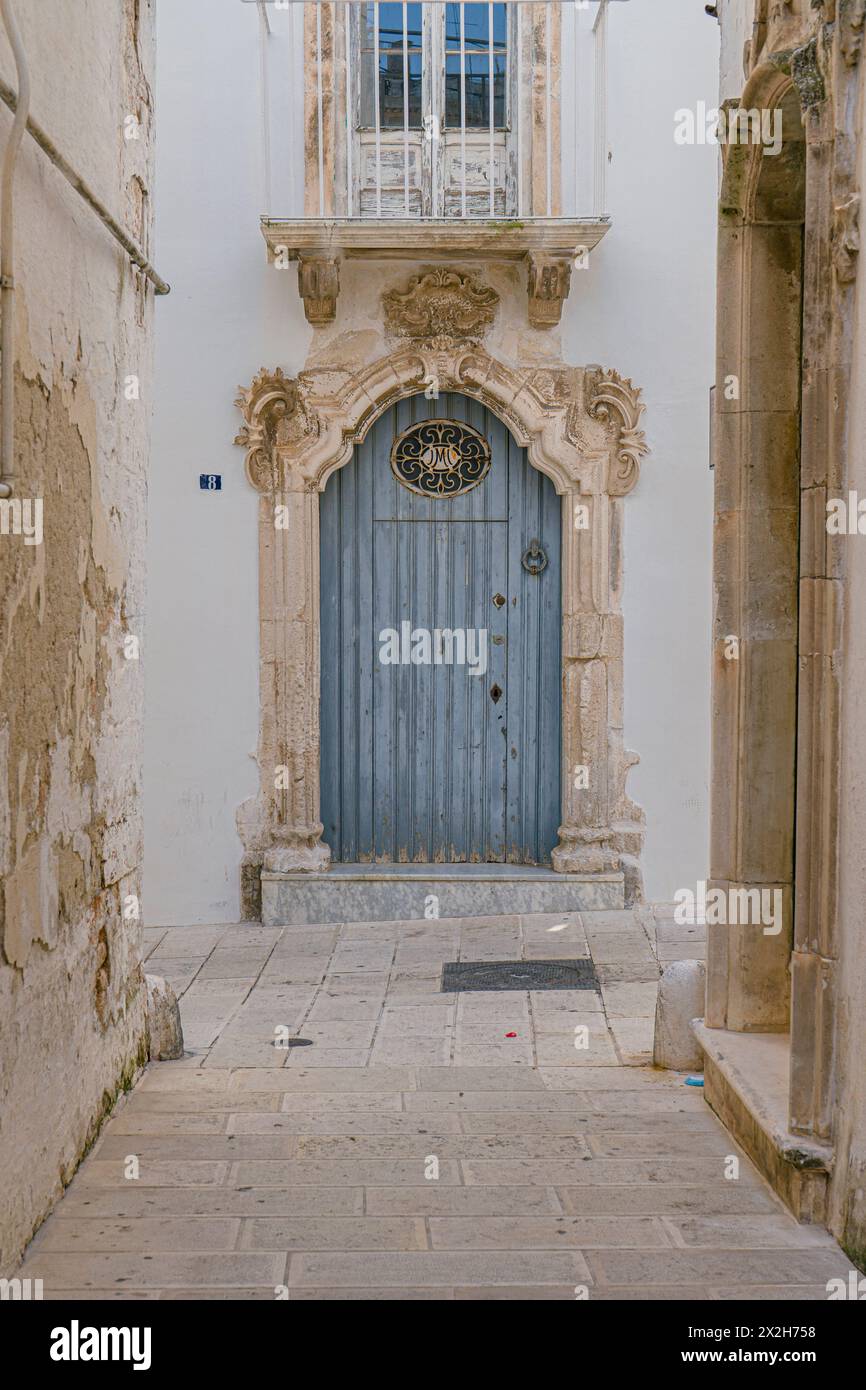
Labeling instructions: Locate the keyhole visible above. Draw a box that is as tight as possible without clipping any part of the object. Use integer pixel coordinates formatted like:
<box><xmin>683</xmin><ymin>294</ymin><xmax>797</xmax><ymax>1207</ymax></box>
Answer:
<box><xmin>490</xmin><ymin>684</ymin><xmax>503</xmax><ymax>704</ymax></box>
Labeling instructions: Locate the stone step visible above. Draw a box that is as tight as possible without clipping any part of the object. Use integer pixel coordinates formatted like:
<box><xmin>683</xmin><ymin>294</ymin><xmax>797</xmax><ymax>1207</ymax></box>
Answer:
<box><xmin>261</xmin><ymin>864</ymin><xmax>624</xmax><ymax>926</ymax></box>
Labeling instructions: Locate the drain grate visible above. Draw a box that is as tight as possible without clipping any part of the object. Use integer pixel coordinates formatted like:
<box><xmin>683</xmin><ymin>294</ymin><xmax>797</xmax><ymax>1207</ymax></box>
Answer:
<box><xmin>441</xmin><ymin>959</ymin><xmax>598</xmax><ymax>993</ymax></box>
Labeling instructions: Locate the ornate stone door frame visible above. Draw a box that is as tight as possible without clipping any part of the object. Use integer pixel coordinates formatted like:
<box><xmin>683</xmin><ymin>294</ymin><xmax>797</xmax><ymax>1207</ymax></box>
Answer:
<box><xmin>235</xmin><ymin>341</ymin><xmax>648</xmax><ymax>888</ymax></box>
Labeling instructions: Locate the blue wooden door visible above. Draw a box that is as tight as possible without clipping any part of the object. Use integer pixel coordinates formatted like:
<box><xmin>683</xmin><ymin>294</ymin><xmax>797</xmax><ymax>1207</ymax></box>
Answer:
<box><xmin>320</xmin><ymin>393</ymin><xmax>561</xmax><ymax>863</ymax></box>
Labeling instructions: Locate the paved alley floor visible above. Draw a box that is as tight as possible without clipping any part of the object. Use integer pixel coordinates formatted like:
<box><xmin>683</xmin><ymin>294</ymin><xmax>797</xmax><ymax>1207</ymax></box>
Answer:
<box><xmin>18</xmin><ymin>911</ymin><xmax>858</xmax><ymax>1299</ymax></box>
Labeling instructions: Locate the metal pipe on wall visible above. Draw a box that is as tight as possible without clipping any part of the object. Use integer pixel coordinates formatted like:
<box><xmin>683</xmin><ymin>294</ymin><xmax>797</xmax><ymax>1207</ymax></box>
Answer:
<box><xmin>0</xmin><ymin>0</ymin><xmax>29</xmax><ymax>498</ymax></box>
<box><xmin>0</xmin><ymin>0</ymin><xmax>170</xmax><ymax>498</ymax></box>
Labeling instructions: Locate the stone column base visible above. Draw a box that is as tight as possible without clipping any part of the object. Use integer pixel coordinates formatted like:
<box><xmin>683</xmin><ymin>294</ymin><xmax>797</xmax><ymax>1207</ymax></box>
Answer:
<box><xmin>552</xmin><ymin>827</ymin><xmax>621</xmax><ymax>875</ymax></box>
<box><xmin>263</xmin><ymin>831</ymin><xmax>331</xmax><ymax>875</ymax></box>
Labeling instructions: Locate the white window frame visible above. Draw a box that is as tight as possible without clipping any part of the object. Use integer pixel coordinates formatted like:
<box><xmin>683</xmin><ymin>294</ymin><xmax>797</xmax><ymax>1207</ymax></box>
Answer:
<box><xmin>351</xmin><ymin>1</ymin><xmax>515</xmax><ymax>219</ymax></box>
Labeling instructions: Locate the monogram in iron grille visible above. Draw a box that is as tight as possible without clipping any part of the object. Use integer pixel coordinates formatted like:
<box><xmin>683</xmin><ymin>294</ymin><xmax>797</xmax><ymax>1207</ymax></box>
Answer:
<box><xmin>390</xmin><ymin>419</ymin><xmax>492</xmax><ymax>498</ymax></box>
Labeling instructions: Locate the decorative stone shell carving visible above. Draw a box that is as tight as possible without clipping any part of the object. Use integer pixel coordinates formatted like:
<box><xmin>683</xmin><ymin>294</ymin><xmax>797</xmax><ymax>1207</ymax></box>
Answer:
<box><xmin>382</xmin><ymin>268</ymin><xmax>499</xmax><ymax>345</ymax></box>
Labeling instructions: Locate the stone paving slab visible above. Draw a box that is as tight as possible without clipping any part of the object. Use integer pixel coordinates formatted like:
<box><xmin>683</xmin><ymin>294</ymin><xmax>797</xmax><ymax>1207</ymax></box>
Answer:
<box><xmin>294</xmin><ymin>1134</ymin><xmax>591</xmax><ymax>1160</ymax></box>
<box><xmin>288</xmin><ymin>1250</ymin><xmax>591</xmax><ymax>1287</ymax></box>
<box><xmin>287</xmin><ymin>1286</ymin><xmax>457</xmax><ymax>1300</ymax></box>
<box><xmin>107</xmin><ymin>1112</ymin><xmax>232</xmax><ymax>1135</ymax></box>
<box><xmin>457</xmin><ymin>1111</ymin><xmax>725</xmax><ymax>1135</ymax></box>
<box><xmin>240</xmin><ymin>1218</ymin><xmax>428</xmax><ymax>1251</ymax></box>
<box><xmin>401</xmin><ymin>1089</ymin><xmax>698</xmax><ymax>1113</ymax></box>
<box><xmin>230</xmin><ymin>1159</ymin><xmax>464</xmax><ymax>1186</ymax></box>
<box><xmin>364</xmin><ymin>1186</ymin><xmax>563</xmax><ymax>1216</ymax></box>
<box><xmin>20</xmin><ymin>1252</ymin><xmax>287</xmax><ymax>1290</ymax></box>
<box><xmin>584</xmin><ymin>1249</ymin><xmax>855</xmax><ymax>1286</ymax></box>
<box><xmin>51</xmin><ymin>1188</ymin><xmax>365</xmax><ymax>1218</ymax></box>
<box><xmin>557</xmin><ymin>1187</ymin><xmax>781</xmax><ymax>1217</ymax></box>
<box><xmin>33</xmin><ymin>1218</ymin><xmax>241</xmax><ymax>1253</ymax></box>
<box><xmin>96</xmin><ymin>1135</ymin><xmax>301</xmax><ymax>1161</ymax></box>
<box><xmin>229</xmin><ymin>1110</ymin><xmax>464</xmax><ymax>1136</ymax></box>
<box><xmin>75</xmin><ymin>1161</ymin><xmax>229</xmax><ymax>1187</ymax></box>
<box><xmin>38</xmin><ymin>1289</ymin><xmax>164</xmax><ymax>1300</ymax></box>
<box><xmin>131</xmin><ymin>1091</ymin><xmax>284</xmax><ymax>1113</ymax></box>
<box><xmin>460</xmin><ymin>1158</ymin><xmax>764</xmax><ymax>1186</ymax></box>
<box><xmin>370</xmin><ymin>1040</ymin><xmax>452</xmax><ymax>1064</ymax></box>
<box><xmin>586</xmin><ymin>1132</ymin><xmax>738</xmax><ymax>1157</ymax></box>
<box><xmin>665</xmin><ymin>1215</ymin><xmax>840</xmax><ymax>1249</ymax></box>
<box><xmin>15</xmin><ymin>911</ymin><xmax>859</xmax><ymax>1302</ymax></box>
<box><xmin>278</xmin><ymin>1092</ymin><xmax>405</xmax><ymax>1112</ymax></box>
<box><xmin>428</xmin><ymin>1216</ymin><xmax>671</xmax><ymax>1249</ymax></box>
<box><xmin>232</xmin><ymin>1067</ymin><xmax>417</xmax><ymax>1091</ymax></box>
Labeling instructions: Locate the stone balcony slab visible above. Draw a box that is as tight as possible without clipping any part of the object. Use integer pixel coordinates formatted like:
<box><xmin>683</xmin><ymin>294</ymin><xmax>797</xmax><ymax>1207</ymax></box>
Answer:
<box><xmin>260</xmin><ymin>216</ymin><xmax>611</xmax><ymax>327</ymax></box>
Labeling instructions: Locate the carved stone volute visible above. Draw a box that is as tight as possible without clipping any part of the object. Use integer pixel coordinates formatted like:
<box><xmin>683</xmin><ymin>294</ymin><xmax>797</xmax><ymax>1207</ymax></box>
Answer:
<box><xmin>234</xmin><ymin>368</ymin><xmax>312</xmax><ymax>491</ymax></box>
<box><xmin>584</xmin><ymin>366</ymin><xmax>649</xmax><ymax>496</ymax></box>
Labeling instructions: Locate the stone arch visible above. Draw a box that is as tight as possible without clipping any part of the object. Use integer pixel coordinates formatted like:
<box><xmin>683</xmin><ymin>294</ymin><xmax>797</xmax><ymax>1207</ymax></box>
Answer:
<box><xmin>719</xmin><ymin>65</ymin><xmax>804</xmax><ymax>223</ymax></box>
<box><xmin>234</xmin><ymin>342</ymin><xmax>649</xmax><ymax>901</ymax></box>
<box><xmin>235</xmin><ymin>343</ymin><xmax>649</xmax><ymax>499</ymax></box>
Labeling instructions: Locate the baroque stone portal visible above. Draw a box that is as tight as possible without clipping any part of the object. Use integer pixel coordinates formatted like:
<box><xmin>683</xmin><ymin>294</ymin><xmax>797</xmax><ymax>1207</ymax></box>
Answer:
<box><xmin>234</xmin><ymin>271</ymin><xmax>649</xmax><ymax>893</ymax></box>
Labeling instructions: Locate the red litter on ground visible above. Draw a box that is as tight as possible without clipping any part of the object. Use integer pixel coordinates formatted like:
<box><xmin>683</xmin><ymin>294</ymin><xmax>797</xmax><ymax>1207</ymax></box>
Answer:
<box><xmin>505</xmin><ymin>1031</ymin><xmax>518</xmax><ymax>1038</ymax></box>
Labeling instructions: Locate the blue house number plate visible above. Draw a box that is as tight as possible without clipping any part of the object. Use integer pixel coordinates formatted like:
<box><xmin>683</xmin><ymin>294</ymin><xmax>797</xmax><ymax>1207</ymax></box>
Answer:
<box><xmin>200</xmin><ymin>474</ymin><xmax>222</xmax><ymax>491</ymax></box>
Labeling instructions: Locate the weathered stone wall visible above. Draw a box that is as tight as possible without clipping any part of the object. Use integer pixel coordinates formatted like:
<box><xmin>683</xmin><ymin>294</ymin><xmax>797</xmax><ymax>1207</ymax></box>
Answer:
<box><xmin>832</xmin><ymin>0</ymin><xmax>866</xmax><ymax>1265</ymax></box>
<box><xmin>714</xmin><ymin>0</ymin><xmax>866</xmax><ymax>1263</ymax></box>
<box><xmin>0</xmin><ymin>0</ymin><xmax>155</xmax><ymax>1272</ymax></box>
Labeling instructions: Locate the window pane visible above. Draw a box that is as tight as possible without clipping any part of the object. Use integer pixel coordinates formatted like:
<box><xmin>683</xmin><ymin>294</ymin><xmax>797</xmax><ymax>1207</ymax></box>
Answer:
<box><xmin>360</xmin><ymin>46</ymin><xmax>376</xmax><ymax>125</ymax></box>
<box><xmin>362</xmin><ymin>3</ymin><xmax>422</xmax><ymax>51</ymax></box>
<box><xmin>379</xmin><ymin>51</ymin><xmax>422</xmax><ymax>128</ymax></box>
<box><xmin>445</xmin><ymin>51</ymin><xmax>505</xmax><ymax>128</ymax></box>
<box><xmin>444</xmin><ymin>3</ymin><xmax>464</xmax><ymax>46</ymax></box>
<box><xmin>491</xmin><ymin>3</ymin><xmax>506</xmax><ymax>47</ymax></box>
<box><xmin>446</xmin><ymin>3</ymin><xmax>507</xmax><ymax>51</ymax></box>
<box><xmin>361</xmin><ymin>3</ymin><xmax>376</xmax><ymax>50</ymax></box>
<box><xmin>381</xmin><ymin>2</ymin><xmax>423</xmax><ymax>48</ymax></box>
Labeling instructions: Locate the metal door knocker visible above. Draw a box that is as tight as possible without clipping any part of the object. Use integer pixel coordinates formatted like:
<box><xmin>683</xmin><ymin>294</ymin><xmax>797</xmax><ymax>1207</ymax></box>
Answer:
<box><xmin>521</xmin><ymin>539</ymin><xmax>548</xmax><ymax>576</ymax></box>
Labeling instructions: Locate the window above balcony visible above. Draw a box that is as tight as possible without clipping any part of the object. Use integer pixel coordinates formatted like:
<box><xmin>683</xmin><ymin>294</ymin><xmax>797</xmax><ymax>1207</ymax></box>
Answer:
<box><xmin>250</xmin><ymin>1</ymin><xmax>614</xmax><ymax>326</ymax></box>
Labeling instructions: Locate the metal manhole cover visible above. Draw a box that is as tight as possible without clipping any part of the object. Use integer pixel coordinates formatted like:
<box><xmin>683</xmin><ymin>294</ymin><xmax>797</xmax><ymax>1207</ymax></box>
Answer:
<box><xmin>441</xmin><ymin>959</ymin><xmax>598</xmax><ymax>992</ymax></box>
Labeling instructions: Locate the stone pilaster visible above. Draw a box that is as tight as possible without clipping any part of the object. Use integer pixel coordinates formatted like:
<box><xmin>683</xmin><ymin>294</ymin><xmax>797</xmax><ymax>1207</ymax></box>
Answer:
<box><xmin>235</xmin><ymin>368</ymin><xmax>331</xmax><ymax>873</ymax></box>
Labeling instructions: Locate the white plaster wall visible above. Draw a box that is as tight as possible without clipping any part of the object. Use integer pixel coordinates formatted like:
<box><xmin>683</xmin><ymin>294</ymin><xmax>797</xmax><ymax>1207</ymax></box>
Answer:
<box><xmin>718</xmin><ymin>0</ymin><xmax>752</xmax><ymax>102</ymax></box>
<box><xmin>148</xmin><ymin>0</ymin><xmax>717</xmax><ymax>920</ymax></box>
<box><xmin>564</xmin><ymin>0</ymin><xmax>719</xmax><ymax>900</ymax></box>
<box><xmin>146</xmin><ymin>0</ymin><xmax>310</xmax><ymax>924</ymax></box>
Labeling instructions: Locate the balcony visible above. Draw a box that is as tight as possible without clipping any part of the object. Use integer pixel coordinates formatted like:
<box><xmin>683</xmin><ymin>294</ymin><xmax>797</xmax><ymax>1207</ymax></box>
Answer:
<box><xmin>248</xmin><ymin>0</ymin><xmax>615</xmax><ymax>326</ymax></box>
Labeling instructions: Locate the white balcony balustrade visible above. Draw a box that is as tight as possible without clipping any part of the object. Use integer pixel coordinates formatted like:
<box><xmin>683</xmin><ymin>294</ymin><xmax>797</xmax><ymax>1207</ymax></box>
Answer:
<box><xmin>246</xmin><ymin>1</ymin><xmax>616</xmax><ymax>324</ymax></box>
